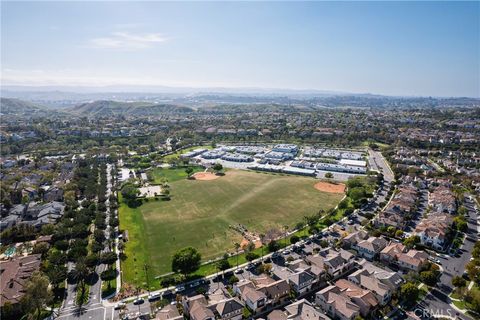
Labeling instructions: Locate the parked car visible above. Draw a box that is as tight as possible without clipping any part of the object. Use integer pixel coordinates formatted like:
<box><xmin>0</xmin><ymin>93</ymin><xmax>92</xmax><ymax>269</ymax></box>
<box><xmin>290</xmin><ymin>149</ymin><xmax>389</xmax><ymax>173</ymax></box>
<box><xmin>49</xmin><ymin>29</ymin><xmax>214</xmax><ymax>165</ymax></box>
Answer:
<box><xmin>234</xmin><ymin>268</ymin><xmax>244</xmax><ymax>274</ymax></box>
<box><xmin>114</xmin><ymin>302</ymin><xmax>126</xmax><ymax>310</ymax></box>
<box><xmin>174</xmin><ymin>285</ymin><xmax>185</xmax><ymax>293</ymax></box>
<box><xmin>133</xmin><ymin>298</ymin><xmax>144</xmax><ymax>305</ymax></box>
<box><xmin>148</xmin><ymin>293</ymin><xmax>161</xmax><ymax>301</ymax></box>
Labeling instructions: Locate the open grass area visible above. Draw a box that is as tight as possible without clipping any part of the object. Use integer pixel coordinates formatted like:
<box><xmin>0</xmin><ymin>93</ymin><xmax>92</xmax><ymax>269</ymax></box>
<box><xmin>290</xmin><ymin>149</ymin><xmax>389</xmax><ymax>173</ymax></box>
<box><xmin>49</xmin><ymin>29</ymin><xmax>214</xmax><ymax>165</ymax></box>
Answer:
<box><xmin>151</xmin><ymin>166</ymin><xmax>204</xmax><ymax>183</ymax></box>
<box><xmin>119</xmin><ymin>169</ymin><xmax>344</xmax><ymax>288</ymax></box>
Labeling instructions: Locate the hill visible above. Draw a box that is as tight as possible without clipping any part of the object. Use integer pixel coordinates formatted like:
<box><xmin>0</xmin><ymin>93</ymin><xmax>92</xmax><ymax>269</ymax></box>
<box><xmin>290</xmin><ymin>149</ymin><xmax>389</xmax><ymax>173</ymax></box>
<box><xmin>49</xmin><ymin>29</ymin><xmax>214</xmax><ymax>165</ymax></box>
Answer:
<box><xmin>70</xmin><ymin>100</ymin><xmax>194</xmax><ymax>116</ymax></box>
<box><xmin>0</xmin><ymin>98</ymin><xmax>48</xmax><ymax>115</ymax></box>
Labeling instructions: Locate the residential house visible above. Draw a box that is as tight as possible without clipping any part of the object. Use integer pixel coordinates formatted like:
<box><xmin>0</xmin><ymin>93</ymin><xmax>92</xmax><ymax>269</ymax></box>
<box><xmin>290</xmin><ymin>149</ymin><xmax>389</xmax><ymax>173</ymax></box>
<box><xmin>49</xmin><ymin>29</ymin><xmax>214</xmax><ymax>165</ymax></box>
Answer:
<box><xmin>23</xmin><ymin>201</ymin><xmax>65</xmax><ymax>228</ymax></box>
<box><xmin>43</xmin><ymin>187</ymin><xmax>64</xmax><ymax>202</ymax></box>
<box><xmin>242</xmin><ymin>286</ymin><xmax>267</xmax><ymax>313</ymax></box>
<box><xmin>316</xmin><ymin>286</ymin><xmax>361</xmax><ymax>320</ymax></box>
<box><xmin>214</xmin><ymin>298</ymin><xmax>244</xmax><ymax>320</ymax></box>
<box><xmin>380</xmin><ymin>241</ymin><xmax>428</xmax><ymax>272</ymax></box>
<box><xmin>183</xmin><ymin>293</ymin><xmax>244</xmax><ymax>320</ymax></box>
<box><xmin>415</xmin><ymin>213</ymin><xmax>452</xmax><ymax>251</ymax></box>
<box><xmin>428</xmin><ymin>185</ymin><xmax>456</xmax><ymax>214</ymax></box>
<box><xmin>396</xmin><ymin>250</ymin><xmax>429</xmax><ymax>272</ymax></box>
<box><xmin>335</xmin><ymin>279</ymin><xmax>379</xmax><ymax>317</ymax></box>
<box><xmin>257</xmin><ymin>279</ymin><xmax>290</xmax><ymax>305</ymax></box>
<box><xmin>190</xmin><ymin>301</ymin><xmax>215</xmax><ymax>320</ymax></box>
<box><xmin>343</xmin><ymin>230</ymin><xmax>369</xmax><ymax>249</ymax></box>
<box><xmin>283</xmin><ymin>299</ymin><xmax>331</xmax><ymax>320</ymax></box>
<box><xmin>355</xmin><ymin>275</ymin><xmax>391</xmax><ymax>305</ymax></box>
<box><xmin>0</xmin><ymin>254</ymin><xmax>42</xmax><ymax>307</ymax></box>
<box><xmin>155</xmin><ymin>304</ymin><xmax>183</xmax><ymax>320</ymax></box>
<box><xmin>349</xmin><ymin>260</ymin><xmax>404</xmax><ymax>291</ymax></box>
<box><xmin>354</xmin><ymin>237</ymin><xmax>388</xmax><ymax>260</ymax></box>
<box><xmin>380</xmin><ymin>242</ymin><xmax>407</xmax><ymax>265</ymax></box>
<box><xmin>315</xmin><ymin>249</ymin><xmax>355</xmax><ymax>279</ymax></box>
<box><xmin>272</xmin><ymin>267</ymin><xmax>314</xmax><ymax>294</ymax></box>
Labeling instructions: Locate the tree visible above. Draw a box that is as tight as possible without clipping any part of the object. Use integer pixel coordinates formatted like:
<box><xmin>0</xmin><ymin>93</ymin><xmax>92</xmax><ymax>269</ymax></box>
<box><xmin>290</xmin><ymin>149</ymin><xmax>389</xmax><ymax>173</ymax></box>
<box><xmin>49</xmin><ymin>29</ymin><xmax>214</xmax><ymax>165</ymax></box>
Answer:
<box><xmin>268</xmin><ymin>240</ymin><xmax>280</xmax><ymax>252</ymax></box>
<box><xmin>171</xmin><ymin>247</ymin><xmax>201</xmax><ymax>277</ymax></box>
<box><xmin>452</xmin><ymin>276</ymin><xmax>467</xmax><ymax>288</ymax></box>
<box><xmin>466</xmin><ymin>289</ymin><xmax>480</xmax><ymax>313</ymax></box>
<box><xmin>245</xmin><ymin>252</ymin><xmax>259</xmax><ymax>262</ymax></box>
<box><xmin>234</xmin><ymin>242</ymin><xmax>241</xmax><ymax>269</ymax></box>
<box><xmin>400</xmin><ymin>282</ymin><xmax>419</xmax><ymax>306</ymax></box>
<box><xmin>290</xmin><ymin>235</ymin><xmax>300</xmax><ymax>244</ymax></box>
<box><xmin>21</xmin><ymin>271</ymin><xmax>53</xmax><ymax>320</ymax></box>
<box><xmin>100</xmin><ymin>269</ymin><xmax>117</xmax><ymax>282</ymax></box>
<box><xmin>47</xmin><ymin>250</ymin><xmax>67</xmax><ymax>266</ymax></box>
<box><xmin>325</xmin><ymin>172</ymin><xmax>333</xmax><ymax>179</ymax></box>
<box><xmin>216</xmin><ymin>253</ymin><xmax>231</xmax><ymax>275</ymax></box>
<box><xmin>259</xmin><ymin>233</ymin><xmax>266</xmax><ymax>261</ymax></box>
<box><xmin>420</xmin><ymin>271</ymin><xmax>438</xmax><ymax>286</ymax></box>
<box><xmin>32</xmin><ymin>242</ymin><xmax>50</xmax><ymax>256</ymax></box>
<box><xmin>185</xmin><ymin>167</ymin><xmax>194</xmax><ymax>178</ymax></box>
<box><xmin>403</xmin><ymin>235</ymin><xmax>420</xmax><ymax>249</ymax></box>
<box><xmin>100</xmin><ymin>252</ymin><xmax>118</xmax><ymax>265</ymax></box>
<box><xmin>473</xmin><ymin>242</ymin><xmax>480</xmax><ymax>259</ymax></box>
<box><xmin>453</xmin><ymin>216</ymin><xmax>468</xmax><ymax>232</ymax></box>
<box><xmin>213</xmin><ymin>163</ymin><xmax>223</xmax><ymax>174</ymax></box>
<box><xmin>85</xmin><ymin>254</ymin><xmax>100</xmax><ymax>268</ymax></box>
<box><xmin>68</xmin><ymin>259</ymin><xmax>90</xmax><ymax>291</ymax></box>
<box><xmin>121</xmin><ymin>183</ymin><xmax>140</xmax><ymax>207</ymax></box>
<box><xmin>228</xmin><ymin>275</ymin><xmax>239</xmax><ymax>285</ymax></box>
<box><xmin>46</xmin><ymin>265</ymin><xmax>67</xmax><ymax>291</ymax></box>
<box><xmin>466</xmin><ymin>259</ymin><xmax>480</xmax><ymax>283</ymax></box>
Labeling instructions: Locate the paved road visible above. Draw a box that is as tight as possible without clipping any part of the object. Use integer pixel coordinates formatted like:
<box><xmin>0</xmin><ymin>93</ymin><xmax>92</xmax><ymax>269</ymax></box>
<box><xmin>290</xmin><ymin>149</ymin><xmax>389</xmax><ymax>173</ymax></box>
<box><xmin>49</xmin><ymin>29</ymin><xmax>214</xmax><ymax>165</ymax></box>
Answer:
<box><xmin>368</xmin><ymin>148</ymin><xmax>394</xmax><ymax>181</ymax></box>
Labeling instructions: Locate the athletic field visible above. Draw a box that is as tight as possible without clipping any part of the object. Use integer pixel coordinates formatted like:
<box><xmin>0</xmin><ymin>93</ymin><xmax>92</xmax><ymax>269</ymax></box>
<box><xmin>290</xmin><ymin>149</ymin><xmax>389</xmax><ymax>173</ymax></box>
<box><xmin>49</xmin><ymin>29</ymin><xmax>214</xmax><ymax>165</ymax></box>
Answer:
<box><xmin>119</xmin><ymin>169</ymin><xmax>344</xmax><ymax>286</ymax></box>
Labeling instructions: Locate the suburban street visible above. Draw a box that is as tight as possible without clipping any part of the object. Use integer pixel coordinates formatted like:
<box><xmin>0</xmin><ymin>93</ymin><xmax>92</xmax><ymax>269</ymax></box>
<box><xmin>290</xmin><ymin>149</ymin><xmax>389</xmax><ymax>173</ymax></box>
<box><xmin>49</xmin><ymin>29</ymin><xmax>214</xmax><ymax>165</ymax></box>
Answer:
<box><xmin>57</xmin><ymin>164</ymin><xmax>115</xmax><ymax>320</ymax></box>
<box><xmin>414</xmin><ymin>194</ymin><xmax>479</xmax><ymax>320</ymax></box>
<box><xmin>368</xmin><ymin>149</ymin><xmax>395</xmax><ymax>182</ymax></box>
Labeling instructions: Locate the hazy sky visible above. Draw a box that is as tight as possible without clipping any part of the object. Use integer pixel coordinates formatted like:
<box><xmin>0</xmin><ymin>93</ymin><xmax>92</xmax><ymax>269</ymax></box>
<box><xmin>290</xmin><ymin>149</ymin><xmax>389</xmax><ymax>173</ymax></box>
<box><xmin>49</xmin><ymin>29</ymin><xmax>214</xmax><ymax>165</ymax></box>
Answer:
<box><xmin>1</xmin><ymin>1</ymin><xmax>479</xmax><ymax>97</ymax></box>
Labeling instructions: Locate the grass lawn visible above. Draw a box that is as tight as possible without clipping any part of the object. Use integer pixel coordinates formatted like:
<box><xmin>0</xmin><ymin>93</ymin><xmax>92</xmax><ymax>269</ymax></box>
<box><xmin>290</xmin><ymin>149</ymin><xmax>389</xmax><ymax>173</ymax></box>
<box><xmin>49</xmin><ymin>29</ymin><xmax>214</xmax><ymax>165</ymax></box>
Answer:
<box><xmin>151</xmin><ymin>166</ymin><xmax>204</xmax><ymax>183</ymax></box>
<box><xmin>119</xmin><ymin>169</ymin><xmax>344</xmax><ymax>288</ymax></box>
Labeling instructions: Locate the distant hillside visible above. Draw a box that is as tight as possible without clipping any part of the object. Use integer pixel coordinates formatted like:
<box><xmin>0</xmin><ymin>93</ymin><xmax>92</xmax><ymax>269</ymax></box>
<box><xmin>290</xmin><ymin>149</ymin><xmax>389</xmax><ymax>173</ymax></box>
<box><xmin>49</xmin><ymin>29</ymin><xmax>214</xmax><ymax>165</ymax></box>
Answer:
<box><xmin>0</xmin><ymin>98</ymin><xmax>47</xmax><ymax>115</ymax></box>
<box><xmin>70</xmin><ymin>100</ymin><xmax>194</xmax><ymax>116</ymax></box>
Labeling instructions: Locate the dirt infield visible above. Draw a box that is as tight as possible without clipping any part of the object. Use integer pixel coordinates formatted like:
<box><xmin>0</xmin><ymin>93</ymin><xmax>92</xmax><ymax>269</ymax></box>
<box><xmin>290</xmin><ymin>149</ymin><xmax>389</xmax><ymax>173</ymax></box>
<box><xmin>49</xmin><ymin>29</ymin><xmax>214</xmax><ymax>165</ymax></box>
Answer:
<box><xmin>192</xmin><ymin>172</ymin><xmax>220</xmax><ymax>181</ymax></box>
<box><xmin>314</xmin><ymin>181</ymin><xmax>346</xmax><ymax>193</ymax></box>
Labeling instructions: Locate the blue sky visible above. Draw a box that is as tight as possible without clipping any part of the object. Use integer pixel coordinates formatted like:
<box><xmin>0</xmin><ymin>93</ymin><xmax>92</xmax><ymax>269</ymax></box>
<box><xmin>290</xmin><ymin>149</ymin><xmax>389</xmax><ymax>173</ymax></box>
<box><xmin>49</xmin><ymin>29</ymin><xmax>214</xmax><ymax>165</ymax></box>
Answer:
<box><xmin>1</xmin><ymin>1</ymin><xmax>479</xmax><ymax>97</ymax></box>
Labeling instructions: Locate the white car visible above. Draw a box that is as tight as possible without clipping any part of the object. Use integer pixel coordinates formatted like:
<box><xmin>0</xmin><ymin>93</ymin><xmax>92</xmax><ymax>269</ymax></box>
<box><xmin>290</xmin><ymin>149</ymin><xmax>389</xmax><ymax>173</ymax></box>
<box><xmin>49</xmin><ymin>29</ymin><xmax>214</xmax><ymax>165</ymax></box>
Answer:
<box><xmin>148</xmin><ymin>293</ymin><xmax>161</xmax><ymax>301</ymax></box>
<box><xmin>114</xmin><ymin>302</ymin><xmax>126</xmax><ymax>310</ymax></box>
<box><xmin>174</xmin><ymin>285</ymin><xmax>185</xmax><ymax>293</ymax></box>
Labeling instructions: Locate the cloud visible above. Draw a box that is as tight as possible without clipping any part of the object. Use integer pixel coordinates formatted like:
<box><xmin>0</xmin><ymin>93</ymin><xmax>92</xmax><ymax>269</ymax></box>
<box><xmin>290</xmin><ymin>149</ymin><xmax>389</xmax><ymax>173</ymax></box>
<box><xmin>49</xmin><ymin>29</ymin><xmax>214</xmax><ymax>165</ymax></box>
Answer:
<box><xmin>88</xmin><ymin>32</ymin><xmax>168</xmax><ymax>50</ymax></box>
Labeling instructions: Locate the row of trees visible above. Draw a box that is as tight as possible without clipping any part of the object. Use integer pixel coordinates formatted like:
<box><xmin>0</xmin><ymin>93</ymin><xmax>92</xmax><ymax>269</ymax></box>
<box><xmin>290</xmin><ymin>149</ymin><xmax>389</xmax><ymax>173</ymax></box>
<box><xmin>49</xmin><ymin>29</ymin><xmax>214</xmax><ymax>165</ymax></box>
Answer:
<box><xmin>1</xmin><ymin>159</ymin><xmax>106</xmax><ymax>320</ymax></box>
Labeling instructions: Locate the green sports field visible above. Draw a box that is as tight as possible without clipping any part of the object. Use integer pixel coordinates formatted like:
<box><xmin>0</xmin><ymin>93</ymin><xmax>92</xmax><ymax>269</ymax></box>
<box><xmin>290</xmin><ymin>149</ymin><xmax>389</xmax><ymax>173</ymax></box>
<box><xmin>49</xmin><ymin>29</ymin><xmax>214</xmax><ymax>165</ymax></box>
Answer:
<box><xmin>119</xmin><ymin>169</ymin><xmax>344</xmax><ymax>287</ymax></box>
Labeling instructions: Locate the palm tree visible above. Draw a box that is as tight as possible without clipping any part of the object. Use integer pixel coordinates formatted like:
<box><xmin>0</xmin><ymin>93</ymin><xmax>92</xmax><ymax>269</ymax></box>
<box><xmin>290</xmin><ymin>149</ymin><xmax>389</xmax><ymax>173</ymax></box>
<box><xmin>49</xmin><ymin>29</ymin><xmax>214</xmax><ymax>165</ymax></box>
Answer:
<box><xmin>234</xmin><ymin>242</ymin><xmax>241</xmax><ymax>269</ymax></box>
<box><xmin>283</xmin><ymin>225</ymin><xmax>289</xmax><ymax>248</ymax></box>
<box><xmin>259</xmin><ymin>234</ymin><xmax>265</xmax><ymax>262</ymax></box>
<box><xmin>69</xmin><ymin>259</ymin><xmax>90</xmax><ymax>299</ymax></box>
